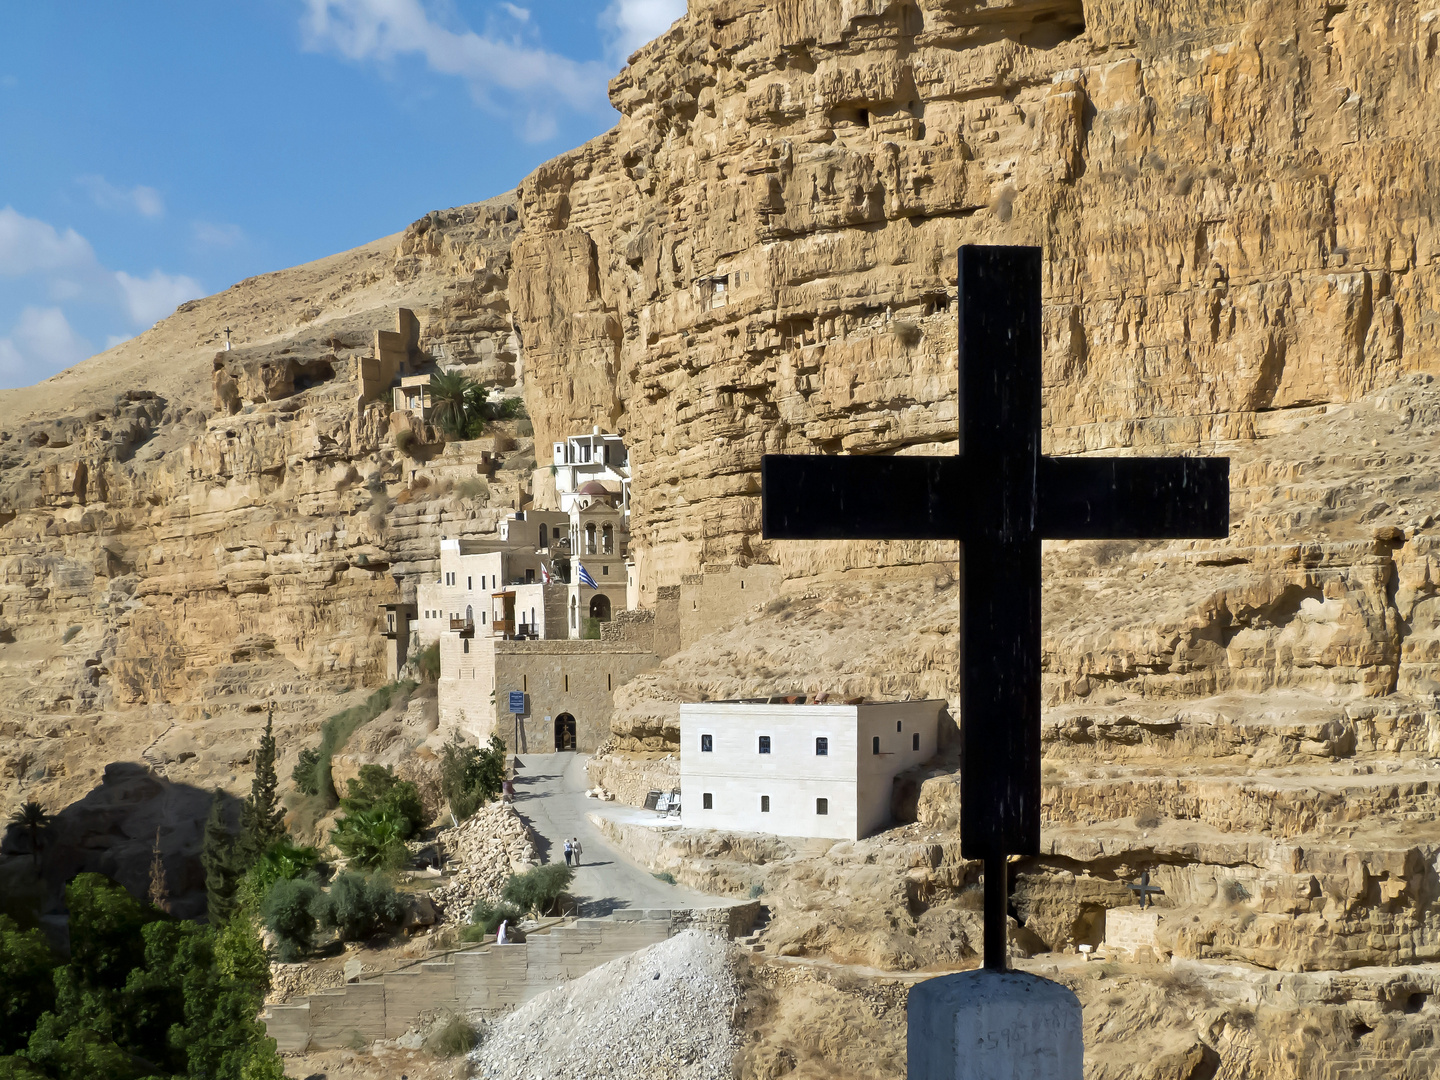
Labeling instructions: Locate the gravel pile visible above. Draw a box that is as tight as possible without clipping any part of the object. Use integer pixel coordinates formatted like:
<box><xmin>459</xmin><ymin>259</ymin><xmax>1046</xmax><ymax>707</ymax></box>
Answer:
<box><xmin>430</xmin><ymin>801</ymin><xmax>539</xmax><ymax>924</ymax></box>
<box><xmin>471</xmin><ymin>930</ymin><xmax>743</xmax><ymax>1080</ymax></box>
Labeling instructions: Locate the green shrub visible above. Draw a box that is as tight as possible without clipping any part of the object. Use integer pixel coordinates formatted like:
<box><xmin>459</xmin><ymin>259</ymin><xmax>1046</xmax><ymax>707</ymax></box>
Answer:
<box><xmin>501</xmin><ymin>864</ymin><xmax>573</xmax><ymax>917</ymax></box>
<box><xmin>259</xmin><ymin>878</ymin><xmax>319</xmax><ymax>961</ymax></box>
<box><xmin>425</xmin><ymin>1014</ymin><xmax>477</xmax><ymax>1056</ymax></box>
<box><xmin>240</xmin><ymin>840</ymin><xmax>319</xmax><ymax>909</ymax></box>
<box><xmin>395</xmin><ymin>428</ymin><xmax>418</xmax><ymax>457</ymax></box>
<box><xmin>581</xmin><ymin>617</ymin><xmax>601</xmax><ymax>640</ymax></box>
<box><xmin>61</xmin><ymin>626</ymin><xmax>81</xmax><ymax>644</ymax></box>
<box><xmin>340</xmin><ymin>765</ymin><xmax>424</xmax><ymax>831</ymax></box>
<box><xmin>317</xmin><ymin>873</ymin><xmax>406</xmax><ymax>942</ymax></box>
<box><xmin>653</xmin><ymin>872</ymin><xmax>677</xmax><ymax>885</ymax></box>
<box><xmin>329</xmin><ymin>806</ymin><xmax>412</xmax><ymax>871</ymax></box>
<box><xmin>466</xmin><ymin>899</ymin><xmax>523</xmax><ymax>937</ymax></box>
<box><xmin>291</xmin><ymin>748</ymin><xmax>321</xmax><ymax>796</ymax></box>
<box><xmin>748</xmin><ymin>883</ymin><xmax>765</xmax><ymax>898</ymax></box>
<box><xmin>417</xmin><ymin>641</ymin><xmax>441</xmax><ymax>682</ymax></box>
<box><xmin>440</xmin><ymin>734</ymin><xmax>506</xmax><ymax>821</ymax></box>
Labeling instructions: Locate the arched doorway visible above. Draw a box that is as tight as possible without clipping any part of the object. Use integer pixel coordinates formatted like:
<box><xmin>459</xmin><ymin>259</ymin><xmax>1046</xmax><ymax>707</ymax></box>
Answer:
<box><xmin>589</xmin><ymin>593</ymin><xmax>612</xmax><ymax>622</ymax></box>
<box><xmin>555</xmin><ymin>712</ymin><xmax>577</xmax><ymax>751</ymax></box>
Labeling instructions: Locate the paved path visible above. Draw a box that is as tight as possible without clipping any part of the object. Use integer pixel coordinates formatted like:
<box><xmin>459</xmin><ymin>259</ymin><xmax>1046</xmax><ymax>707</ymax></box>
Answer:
<box><xmin>510</xmin><ymin>752</ymin><xmax>718</xmax><ymax>917</ymax></box>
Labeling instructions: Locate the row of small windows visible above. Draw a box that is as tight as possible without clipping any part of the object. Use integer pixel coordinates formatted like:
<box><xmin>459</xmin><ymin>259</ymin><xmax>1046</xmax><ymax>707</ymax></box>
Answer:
<box><xmin>700</xmin><ymin>733</ymin><xmax>829</xmax><ymax>755</ymax></box>
<box><xmin>700</xmin><ymin>792</ymin><xmax>827</xmax><ymax>815</ymax></box>
<box><xmin>697</xmin><ymin>733</ymin><xmax>916</xmax><ymax>754</ymax></box>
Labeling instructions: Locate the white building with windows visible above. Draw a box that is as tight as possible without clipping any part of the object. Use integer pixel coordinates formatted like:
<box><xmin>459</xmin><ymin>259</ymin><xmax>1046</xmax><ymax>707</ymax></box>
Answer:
<box><xmin>552</xmin><ymin>429</ymin><xmax>630</xmax><ymax>518</ymax></box>
<box><xmin>679</xmin><ymin>699</ymin><xmax>942</xmax><ymax>841</ymax></box>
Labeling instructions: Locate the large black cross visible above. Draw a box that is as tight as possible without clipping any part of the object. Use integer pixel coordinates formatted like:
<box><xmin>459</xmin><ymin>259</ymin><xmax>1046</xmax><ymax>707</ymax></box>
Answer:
<box><xmin>760</xmin><ymin>245</ymin><xmax>1229</xmax><ymax>970</ymax></box>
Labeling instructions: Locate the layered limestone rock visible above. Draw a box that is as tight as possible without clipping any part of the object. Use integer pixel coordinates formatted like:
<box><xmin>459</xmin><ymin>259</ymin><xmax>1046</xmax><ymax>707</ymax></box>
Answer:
<box><xmin>507</xmin><ymin>0</ymin><xmax>1440</xmax><ymax>596</ymax></box>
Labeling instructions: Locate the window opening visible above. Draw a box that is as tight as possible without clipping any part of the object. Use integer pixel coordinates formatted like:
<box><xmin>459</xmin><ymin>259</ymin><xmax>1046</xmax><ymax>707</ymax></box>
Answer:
<box><xmin>761</xmin><ymin>795</ymin><xmax>770</xmax><ymax>813</ymax></box>
<box><xmin>913</xmin><ymin>733</ymin><xmax>920</xmax><ymax>751</ymax></box>
<box><xmin>703</xmin><ymin>793</ymin><xmax>713</xmax><ymax>810</ymax></box>
<box><xmin>816</xmin><ymin>798</ymin><xmax>828</xmax><ymax>815</ymax></box>
<box><xmin>701</xmin><ymin>733</ymin><xmax>713</xmax><ymax>752</ymax></box>
<box><xmin>872</xmin><ymin>736</ymin><xmax>880</xmax><ymax>755</ymax></box>
<box><xmin>816</xmin><ymin>737</ymin><xmax>828</xmax><ymax>756</ymax></box>
<box><xmin>758</xmin><ymin>736</ymin><xmax>771</xmax><ymax>754</ymax></box>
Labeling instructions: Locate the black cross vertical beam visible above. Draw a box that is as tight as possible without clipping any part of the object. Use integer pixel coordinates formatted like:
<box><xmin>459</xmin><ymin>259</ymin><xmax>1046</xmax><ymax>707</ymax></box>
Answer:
<box><xmin>761</xmin><ymin>245</ymin><xmax>1229</xmax><ymax>970</ymax></box>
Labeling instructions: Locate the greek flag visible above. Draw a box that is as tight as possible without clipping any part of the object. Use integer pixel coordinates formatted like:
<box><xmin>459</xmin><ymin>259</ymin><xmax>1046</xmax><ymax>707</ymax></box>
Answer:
<box><xmin>577</xmin><ymin>562</ymin><xmax>598</xmax><ymax>589</ymax></box>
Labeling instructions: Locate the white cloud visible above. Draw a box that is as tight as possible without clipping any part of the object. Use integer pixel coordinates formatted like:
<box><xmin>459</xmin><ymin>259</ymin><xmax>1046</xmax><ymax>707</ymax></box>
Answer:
<box><xmin>500</xmin><ymin>3</ymin><xmax>529</xmax><ymax>21</ymax></box>
<box><xmin>78</xmin><ymin>175</ymin><xmax>165</xmax><ymax>219</ymax></box>
<box><xmin>0</xmin><ymin>307</ymin><xmax>94</xmax><ymax>375</ymax></box>
<box><xmin>114</xmin><ymin>270</ymin><xmax>203</xmax><ymax>326</ymax></box>
<box><xmin>600</xmin><ymin>0</ymin><xmax>685</xmax><ymax>61</ymax></box>
<box><xmin>0</xmin><ymin>206</ymin><xmax>96</xmax><ymax>277</ymax></box>
<box><xmin>301</xmin><ymin>0</ymin><xmax>611</xmax><ymax>123</ymax></box>
<box><xmin>192</xmin><ymin>221</ymin><xmax>246</xmax><ymax>248</ymax></box>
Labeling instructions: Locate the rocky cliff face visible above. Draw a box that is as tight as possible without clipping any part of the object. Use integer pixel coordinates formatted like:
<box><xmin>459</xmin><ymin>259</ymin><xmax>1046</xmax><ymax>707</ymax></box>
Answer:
<box><xmin>521</xmin><ymin>0</ymin><xmax>1440</xmax><ymax>1021</ymax></box>
<box><xmin>508</xmin><ymin>0</ymin><xmax>1440</xmax><ymax>592</ymax></box>
<box><xmin>5</xmin><ymin>0</ymin><xmax>1440</xmax><ymax>1072</ymax></box>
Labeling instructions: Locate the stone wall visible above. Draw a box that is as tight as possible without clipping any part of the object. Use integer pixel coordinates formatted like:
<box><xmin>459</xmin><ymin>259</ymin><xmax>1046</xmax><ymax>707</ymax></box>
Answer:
<box><xmin>677</xmin><ymin>564</ymin><xmax>783</xmax><ymax>652</ymax></box>
<box><xmin>263</xmin><ymin>907</ymin><xmax>754</xmax><ymax>1051</ymax></box>
<box><xmin>441</xmin><ymin>638</ymin><xmax>660</xmax><ymax>752</ymax></box>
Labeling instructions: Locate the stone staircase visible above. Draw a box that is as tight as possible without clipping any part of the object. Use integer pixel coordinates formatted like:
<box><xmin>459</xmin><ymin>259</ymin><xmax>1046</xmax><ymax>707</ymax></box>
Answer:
<box><xmin>735</xmin><ymin>904</ymin><xmax>771</xmax><ymax>953</ymax></box>
<box><xmin>263</xmin><ymin>901</ymin><xmax>758</xmax><ymax>1052</ymax></box>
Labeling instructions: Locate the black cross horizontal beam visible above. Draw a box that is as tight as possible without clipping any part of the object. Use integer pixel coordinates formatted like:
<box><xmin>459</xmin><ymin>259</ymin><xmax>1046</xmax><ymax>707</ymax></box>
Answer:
<box><xmin>761</xmin><ymin>454</ymin><xmax>1230</xmax><ymax>541</ymax></box>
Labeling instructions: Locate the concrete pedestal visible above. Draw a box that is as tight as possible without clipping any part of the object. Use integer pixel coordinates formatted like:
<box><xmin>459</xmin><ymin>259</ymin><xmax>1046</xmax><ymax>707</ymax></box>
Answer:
<box><xmin>908</xmin><ymin>970</ymin><xmax>1083</xmax><ymax>1080</ymax></box>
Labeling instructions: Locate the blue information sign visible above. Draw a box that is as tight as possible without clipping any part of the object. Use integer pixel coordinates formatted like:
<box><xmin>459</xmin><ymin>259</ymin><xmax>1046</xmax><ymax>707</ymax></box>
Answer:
<box><xmin>508</xmin><ymin>691</ymin><xmax>526</xmax><ymax>714</ymax></box>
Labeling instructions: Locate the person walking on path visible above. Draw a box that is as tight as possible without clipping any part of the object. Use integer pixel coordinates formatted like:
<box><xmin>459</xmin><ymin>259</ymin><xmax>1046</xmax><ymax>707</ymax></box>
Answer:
<box><xmin>571</xmin><ymin>837</ymin><xmax>582</xmax><ymax>866</ymax></box>
<box><xmin>564</xmin><ymin>838</ymin><xmax>573</xmax><ymax>867</ymax></box>
<box><xmin>497</xmin><ymin>919</ymin><xmax>508</xmax><ymax>945</ymax></box>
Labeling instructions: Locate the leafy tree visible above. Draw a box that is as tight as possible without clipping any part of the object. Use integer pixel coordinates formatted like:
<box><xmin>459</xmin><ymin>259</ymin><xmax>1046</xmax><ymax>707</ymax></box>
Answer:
<box><xmin>23</xmin><ymin>874</ymin><xmax>170</xmax><ymax>1079</ymax></box>
<box><xmin>202</xmin><ymin>790</ymin><xmax>244</xmax><ymax>926</ymax></box>
<box><xmin>317</xmin><ymin>873</ymin><xmax>406</xmax><ymax>942</ymax></box>
<box><xmin>0</xmin><ymin>916</ymin><xmax>55</xmax><ymax>1055</ymax></box>
<box><xmin>259</xmin><ymin>879</ymin><xmax>319</xmax><ymax>963</ymax></box>
<box><xmin>290</xmin><ymin>748</ymin><xmax>322</xmax><ymax>796</ymax></box>
<box><xmin>6</xmin><ymin>803</ymin><xmax>48</xmax><ymax>867</ymax></box>
<box><xmin>239</xmin><ymin>715</ymin><xmax>286</xmax><ymax>865</ymax></box>
<box><xmin>214</xmin><ymin>913</ymin><xmax>270</xmax><ymax>994</ymax></box>
<box><xmin>501</xmin><ymin>864</ymin><xmax>574</xmax><ymax>918</ymax></box>
<box><xmin>126</xmin><ymin>919</ymin><xmax>281</xmax><ymax>1080</ymax></box>
<box><xmin>2</xmin><ymin>876</ymin><xmax>280</xmax><ymax>1080</ymax></box>
<box><xmin>440</xmin><ymin>734</ymin><xmax>506</xmax><ymax>821</ymax></box>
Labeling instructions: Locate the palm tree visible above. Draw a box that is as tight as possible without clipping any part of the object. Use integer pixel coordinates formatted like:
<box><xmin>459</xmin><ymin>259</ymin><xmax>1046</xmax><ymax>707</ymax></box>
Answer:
<box><xmin>429</xmin><ymin>370</ymin><xmax>474</xmax><ymax>437</ymax></box>
<box><xmin>8</xmin><ymin>800</ymin><xmax>49</xmax><ymax>866</ymax></box>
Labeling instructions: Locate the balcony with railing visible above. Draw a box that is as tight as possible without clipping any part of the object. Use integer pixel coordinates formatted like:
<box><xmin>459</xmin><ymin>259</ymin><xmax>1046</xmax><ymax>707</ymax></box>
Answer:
<box><xmin>449</xmin><ymin>617</ymin><xmax>474</xmax><ymax>637</ymax></box>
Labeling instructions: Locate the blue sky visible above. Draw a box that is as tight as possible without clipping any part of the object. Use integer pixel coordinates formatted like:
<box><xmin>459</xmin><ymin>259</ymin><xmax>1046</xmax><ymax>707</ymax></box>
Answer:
<box><xmin>0</xmin><ymin>0</ymin><xmax>684</xmax><ymax>390</ymax></box>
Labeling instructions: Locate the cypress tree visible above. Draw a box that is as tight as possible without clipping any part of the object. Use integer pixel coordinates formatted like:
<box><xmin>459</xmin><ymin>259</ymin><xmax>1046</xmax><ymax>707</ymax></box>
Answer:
<box><xmin>202</xmin><ymin>789</ymin><xmax>242</xmax><ymax>925</ymax></box>
<box><xmin>239</xmin><ymin>714</ymin><xmax>287</xmax><ymax>865</ymax></box>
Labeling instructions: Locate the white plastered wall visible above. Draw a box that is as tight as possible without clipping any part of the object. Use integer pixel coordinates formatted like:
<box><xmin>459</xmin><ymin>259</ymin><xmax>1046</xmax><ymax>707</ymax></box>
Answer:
<box><xmin>679</xmin><ymin>701</ymin><xmax>942</xmax><ymax>841</ymax></box>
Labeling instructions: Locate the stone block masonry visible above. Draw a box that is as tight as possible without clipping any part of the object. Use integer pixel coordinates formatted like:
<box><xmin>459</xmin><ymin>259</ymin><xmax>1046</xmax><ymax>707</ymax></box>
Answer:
<box><xmin>441</xmin><ymin>638</ymin><xmax>660</xmax><ymax>753</ymax></box>
<box><xmin>262</xmin><ymin>904</ymin><xmax>758</xmax><ymax>1051</ymax></box>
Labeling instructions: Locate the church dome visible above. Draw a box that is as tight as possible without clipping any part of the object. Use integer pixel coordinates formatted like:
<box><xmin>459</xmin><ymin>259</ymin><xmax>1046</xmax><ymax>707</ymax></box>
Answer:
<box><xmin>577</xmin><ymin>481</ymin><xmax>613</xmax><ymax>496</ymax></box>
